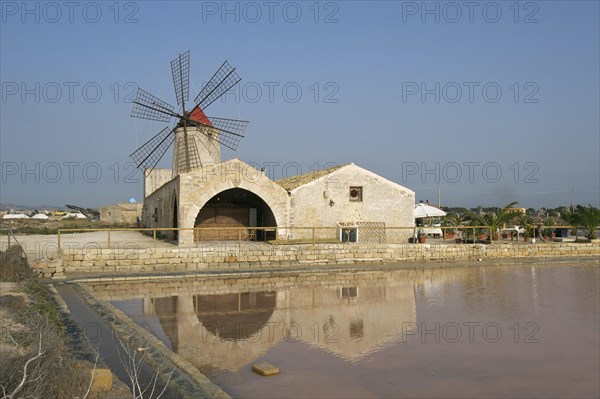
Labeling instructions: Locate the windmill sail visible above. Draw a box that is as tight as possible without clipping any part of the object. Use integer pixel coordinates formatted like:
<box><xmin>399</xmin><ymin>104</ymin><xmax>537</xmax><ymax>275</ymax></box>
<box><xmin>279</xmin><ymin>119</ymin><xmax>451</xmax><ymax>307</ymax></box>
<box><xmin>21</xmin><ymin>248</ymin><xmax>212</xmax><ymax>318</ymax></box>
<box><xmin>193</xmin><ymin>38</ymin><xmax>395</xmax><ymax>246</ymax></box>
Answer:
<box><xmin>129</xmin><ymin>51</ymin><xmax>248</xmax><ymax>177</ymax></box>
<box><xmin>131</xmin><ymin>89</ymin><xmax>176</xmax><ymax>122</ymax></box>
<box><xmin>193</xmin><ymin>61</ymin><xmax>240</xmax><ymax>109</ymax></box>
<box><xmin>174</xmin><ymin>129</ymin><xmax>202</xmax><ymax>173</ymax></box>
<box><xmin>171</xmin><ymin>50</ymin><xmax>190</xmax><ymax>107</ymax></box>
<box><xmin>130</xmin><ymin>126</ymin><xmax>175</xmax><ymax>173</ymax></box>
<box><xmin>203</xmin><ymin>117</ymin><xmax>248</xmax><ymax>150</ymax></box>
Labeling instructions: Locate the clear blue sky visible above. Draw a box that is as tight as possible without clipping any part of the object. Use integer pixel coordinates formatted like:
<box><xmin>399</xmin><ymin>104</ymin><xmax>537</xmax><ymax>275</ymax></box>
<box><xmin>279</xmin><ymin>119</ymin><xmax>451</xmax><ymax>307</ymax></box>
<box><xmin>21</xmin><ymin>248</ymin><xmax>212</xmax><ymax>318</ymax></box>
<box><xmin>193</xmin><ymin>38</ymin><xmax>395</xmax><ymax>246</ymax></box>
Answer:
<box><xmin>1</xmin><ymin>0</ymin><xmax>598</xmax><ymax>209</ymax></box>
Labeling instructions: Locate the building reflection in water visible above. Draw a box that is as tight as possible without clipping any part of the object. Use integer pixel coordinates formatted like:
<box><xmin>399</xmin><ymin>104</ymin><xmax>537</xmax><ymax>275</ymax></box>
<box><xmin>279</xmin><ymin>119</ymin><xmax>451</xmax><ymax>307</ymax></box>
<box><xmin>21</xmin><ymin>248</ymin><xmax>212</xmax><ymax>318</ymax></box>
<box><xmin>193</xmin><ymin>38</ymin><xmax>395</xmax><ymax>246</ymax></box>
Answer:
<box><xmin>97</xmin><ymin>265</ymin><xmax>599</xmax><ymax>398</ymax></box>
<box><xmin>106</xmin><ymin>270</ymin><xmax>418</xmax><ymax>372</ymax></box>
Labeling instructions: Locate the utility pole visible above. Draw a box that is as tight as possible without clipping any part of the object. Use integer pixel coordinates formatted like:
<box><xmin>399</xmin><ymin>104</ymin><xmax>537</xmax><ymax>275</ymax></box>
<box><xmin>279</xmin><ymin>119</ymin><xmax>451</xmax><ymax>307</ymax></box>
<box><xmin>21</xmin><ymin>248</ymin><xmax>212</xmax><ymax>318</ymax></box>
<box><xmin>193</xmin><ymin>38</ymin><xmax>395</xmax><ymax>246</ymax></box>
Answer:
<box><xmin>437</xmin><ymin>187</ymin><xmax>441</xmax><ymax>208</ymax></box>
<box><xmin>571</xmin><ymin>188</ymin><xmax>574</xmax><ymax>212</ymax></box>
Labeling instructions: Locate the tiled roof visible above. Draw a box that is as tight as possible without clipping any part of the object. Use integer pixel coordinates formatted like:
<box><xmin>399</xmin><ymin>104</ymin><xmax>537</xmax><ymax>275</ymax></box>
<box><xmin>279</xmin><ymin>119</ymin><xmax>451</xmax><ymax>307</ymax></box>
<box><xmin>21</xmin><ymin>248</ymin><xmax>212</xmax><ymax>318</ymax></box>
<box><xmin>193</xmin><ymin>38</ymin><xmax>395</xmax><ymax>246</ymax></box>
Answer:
<box><xmin>275</xmin><ymin>164</ymin><xmax>350</xmax><ymax>190</ymax></box>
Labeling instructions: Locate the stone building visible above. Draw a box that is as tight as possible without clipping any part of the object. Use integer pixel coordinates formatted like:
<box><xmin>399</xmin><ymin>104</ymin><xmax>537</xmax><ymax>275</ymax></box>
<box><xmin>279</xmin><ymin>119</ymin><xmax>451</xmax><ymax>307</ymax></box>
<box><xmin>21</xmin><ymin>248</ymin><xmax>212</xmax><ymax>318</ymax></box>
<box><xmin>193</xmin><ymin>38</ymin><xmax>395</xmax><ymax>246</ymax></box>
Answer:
<box><xmin>100</xmin><ymin>203</ymin><xmax>143</xmax><ymax>224</ymax></box>
<box><xmin>141</xmin><ymin>127</ymin><xmax>414</xmax><ymax>245</ymax></box>
<box><xmin>87</xmin><ymin>270</ymin><xmax>418</xmax><ymax>371</ymax></box>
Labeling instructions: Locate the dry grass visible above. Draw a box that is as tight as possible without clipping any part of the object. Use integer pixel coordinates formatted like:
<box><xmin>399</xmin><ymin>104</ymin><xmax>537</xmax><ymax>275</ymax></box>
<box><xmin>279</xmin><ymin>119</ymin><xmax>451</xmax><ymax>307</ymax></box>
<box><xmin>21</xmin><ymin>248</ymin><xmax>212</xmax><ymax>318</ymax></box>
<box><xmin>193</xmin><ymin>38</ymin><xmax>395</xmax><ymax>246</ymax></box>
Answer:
<box><xmin>0</xmin><ymin>245</ymin><xmax>96</xmax><ymax>398</ymax></box>
<box><xmin>0</xmin><ymin>313</ymin><xmax>93</xmax><ymax>398</ymax></box>
<box><xmin>0</xmin><ymin>246</ymin><xmax>32</xmax><ymax>282</ymax></box>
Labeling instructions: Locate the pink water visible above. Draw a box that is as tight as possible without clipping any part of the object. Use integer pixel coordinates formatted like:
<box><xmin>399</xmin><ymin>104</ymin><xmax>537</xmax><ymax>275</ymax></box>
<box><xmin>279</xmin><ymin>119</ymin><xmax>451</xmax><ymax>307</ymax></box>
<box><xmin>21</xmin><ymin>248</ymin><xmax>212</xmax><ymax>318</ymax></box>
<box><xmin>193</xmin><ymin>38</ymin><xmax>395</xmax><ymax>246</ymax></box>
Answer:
<box><xmin>111</xmin><ymin>264</ymin><xmax>600</xmax><ymax>398</ymax></box>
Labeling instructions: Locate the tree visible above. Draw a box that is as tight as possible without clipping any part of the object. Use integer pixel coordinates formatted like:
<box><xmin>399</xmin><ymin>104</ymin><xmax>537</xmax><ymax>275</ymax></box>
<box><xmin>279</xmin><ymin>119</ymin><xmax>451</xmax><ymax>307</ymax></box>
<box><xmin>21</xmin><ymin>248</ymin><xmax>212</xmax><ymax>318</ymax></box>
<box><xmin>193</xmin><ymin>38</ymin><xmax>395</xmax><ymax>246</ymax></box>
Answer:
<box><xmin>575</xmin><ymin>205</ymin><xmax>600</xmax><ymax>240</ymax></box>
<box><xmin>560</xmin><ymin>207</ymin><xmax>582</xmax><ymax>237</ymax></box>
<box><xmin>543</xmin><ymin>218</ymin><xmax>556</xmax><ymax>238</ymax></box>
<box><xmin>516</xmin><ymin>213</ymin><xmax>537</xmax><ymax>240</ymax></box>
<box><xmin>444</xmin><ymin>212</ymin><xmax>469</xmax><ymax>229</ymax></box>
<box><xmin>467</xmin><ymin>202</ymin><xmax>521</xmax><ymax>240</ymax></box>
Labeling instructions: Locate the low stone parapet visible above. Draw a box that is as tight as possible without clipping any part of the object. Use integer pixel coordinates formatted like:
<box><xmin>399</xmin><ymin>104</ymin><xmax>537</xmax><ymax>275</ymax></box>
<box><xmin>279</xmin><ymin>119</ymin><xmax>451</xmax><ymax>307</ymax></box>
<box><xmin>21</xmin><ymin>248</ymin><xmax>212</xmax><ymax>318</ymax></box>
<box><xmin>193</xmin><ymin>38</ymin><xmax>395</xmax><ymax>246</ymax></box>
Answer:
<box><xmin>33</xmin><ymin>258</ymin><xmax>65</xmax><ymax>279</ymax></box>
<box><xmin>40</xmin><ymin>242</ymin><xmax>599</xmax><ymax>276</ymax></box>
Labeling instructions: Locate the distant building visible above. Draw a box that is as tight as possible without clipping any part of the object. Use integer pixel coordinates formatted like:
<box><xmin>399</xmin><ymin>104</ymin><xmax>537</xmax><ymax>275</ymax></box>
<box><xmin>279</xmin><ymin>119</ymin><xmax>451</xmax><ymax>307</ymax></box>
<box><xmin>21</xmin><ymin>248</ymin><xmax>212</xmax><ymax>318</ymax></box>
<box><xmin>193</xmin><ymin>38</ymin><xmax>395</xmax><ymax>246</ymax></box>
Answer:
<box><xmin>100</xmin><ymin>203</ymin><xmax>143</xmax><ymax>224</ymax></box>
<box><xmin>504</xmin><ymin>207</ymin><xmax>526</xmax><ymax>214</ymax></box>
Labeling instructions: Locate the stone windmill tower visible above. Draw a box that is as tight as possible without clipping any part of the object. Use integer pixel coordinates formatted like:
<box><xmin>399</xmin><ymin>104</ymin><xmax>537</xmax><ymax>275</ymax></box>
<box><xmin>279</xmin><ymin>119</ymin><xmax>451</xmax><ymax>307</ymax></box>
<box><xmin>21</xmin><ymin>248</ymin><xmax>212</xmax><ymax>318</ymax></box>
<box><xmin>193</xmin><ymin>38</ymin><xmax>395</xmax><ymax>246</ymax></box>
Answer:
<box><xmin>129</xmin><ymin>51</ymin><xmax>249</xmax><ymax>177</ymax></box>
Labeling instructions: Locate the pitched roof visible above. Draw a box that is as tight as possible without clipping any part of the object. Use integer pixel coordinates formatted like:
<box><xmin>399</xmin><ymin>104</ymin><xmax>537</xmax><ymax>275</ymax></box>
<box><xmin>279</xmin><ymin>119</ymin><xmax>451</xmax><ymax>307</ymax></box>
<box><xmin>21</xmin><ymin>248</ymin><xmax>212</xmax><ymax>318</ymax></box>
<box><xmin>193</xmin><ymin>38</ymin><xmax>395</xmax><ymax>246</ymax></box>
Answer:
<box><xmin>276</xmin><ymin>164</ymin><xmax>350</xmax><ymax>190</ymax></box>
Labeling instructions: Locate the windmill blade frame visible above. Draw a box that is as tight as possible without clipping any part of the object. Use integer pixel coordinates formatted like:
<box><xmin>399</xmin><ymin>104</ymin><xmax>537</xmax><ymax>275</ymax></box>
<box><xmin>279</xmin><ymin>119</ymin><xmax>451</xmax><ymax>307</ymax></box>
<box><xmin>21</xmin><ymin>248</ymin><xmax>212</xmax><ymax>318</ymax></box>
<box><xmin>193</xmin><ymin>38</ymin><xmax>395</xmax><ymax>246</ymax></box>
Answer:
<box><xmin>186</xmin><ymin>117</ymin><xmax>247</xmax><ymax>151</ymax></box>
<box><xmin>206</xmin><ymin>116</ymin><xmax>249</xmax><ymax>138</ymax></box>
<box><xmin>193</xmin><ymin>60</ymin><xmax>241</xmax><ymax>110</ymax></box>
<box><xmin>129</xmin><ymin>52</ymin><xmax>249</xmax><ymax>177</ymax></box>
<box><xmin>171</xmin><ymin>50</ymin><xmax>190</xmax><ymax>107</ymax></box>
<box><xmin>175</xmin><ymin>128</ymin><xmax>203</xmax><ymax>173</ymax></box>
<box><xmin>205</xmin><ymin>116</ymin><xmax>248</xmax><ymax>150</ymax></box>
<box><xmin>131</xmin><ymin>88</ymin><xmax>177</xmax><ymax>122</ymax></box>
<box><xmin>130</xmin><ymin>126</ymin><xmax>175</xmax><ymax>173</ymax></box>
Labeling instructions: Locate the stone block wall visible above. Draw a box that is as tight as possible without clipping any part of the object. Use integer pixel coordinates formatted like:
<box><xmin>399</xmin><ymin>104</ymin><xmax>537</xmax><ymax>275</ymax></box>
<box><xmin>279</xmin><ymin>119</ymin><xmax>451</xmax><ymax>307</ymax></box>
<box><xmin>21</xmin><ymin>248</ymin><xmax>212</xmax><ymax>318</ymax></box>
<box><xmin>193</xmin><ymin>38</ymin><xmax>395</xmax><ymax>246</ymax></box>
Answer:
<box><xmin>49</xmin><ymin>242</ymin><xmax>600</xmax><ymax>276</ymax></box>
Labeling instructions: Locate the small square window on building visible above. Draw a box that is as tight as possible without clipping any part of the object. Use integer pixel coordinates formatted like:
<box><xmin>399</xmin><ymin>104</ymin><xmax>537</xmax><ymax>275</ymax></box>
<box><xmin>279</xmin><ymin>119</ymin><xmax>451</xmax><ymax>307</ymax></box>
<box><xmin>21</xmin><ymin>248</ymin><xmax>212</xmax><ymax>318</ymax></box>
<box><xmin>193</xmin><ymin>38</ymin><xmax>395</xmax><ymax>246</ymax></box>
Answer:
<box><xmin>341</xmin><ymin>287</ymin><xmax>358</xmax><ymax>298</ymax></box>
<box><xmin>349</xmin><ymin>186</ymin><xmax>363</xmax><ymax>202</ymax></box>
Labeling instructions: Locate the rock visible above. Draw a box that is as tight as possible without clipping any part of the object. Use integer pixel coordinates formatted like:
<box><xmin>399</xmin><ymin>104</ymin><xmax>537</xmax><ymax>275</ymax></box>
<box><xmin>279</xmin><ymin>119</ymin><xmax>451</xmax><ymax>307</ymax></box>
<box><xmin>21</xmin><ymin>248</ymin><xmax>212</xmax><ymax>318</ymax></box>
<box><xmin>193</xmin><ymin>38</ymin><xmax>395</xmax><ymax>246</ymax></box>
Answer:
<box><xmin>252</xmin><ymin>362</ymin><xmax>279</xmax><ymax>376</ymax></box>
<box><xmin>90</xmin><ymin>368</ymin><xmax>113</xmax><ymax>392</ymax></box>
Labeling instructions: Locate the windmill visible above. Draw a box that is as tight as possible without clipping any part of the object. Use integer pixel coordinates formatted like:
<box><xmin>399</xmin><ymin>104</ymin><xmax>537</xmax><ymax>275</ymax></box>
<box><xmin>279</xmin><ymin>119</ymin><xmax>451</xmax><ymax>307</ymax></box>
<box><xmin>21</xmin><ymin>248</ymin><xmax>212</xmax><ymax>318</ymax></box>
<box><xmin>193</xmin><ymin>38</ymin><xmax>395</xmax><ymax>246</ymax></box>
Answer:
<box><xmin>129</xmin><ymin>50</ymin><xmax>248</xmax><ymax>177</ymax></box>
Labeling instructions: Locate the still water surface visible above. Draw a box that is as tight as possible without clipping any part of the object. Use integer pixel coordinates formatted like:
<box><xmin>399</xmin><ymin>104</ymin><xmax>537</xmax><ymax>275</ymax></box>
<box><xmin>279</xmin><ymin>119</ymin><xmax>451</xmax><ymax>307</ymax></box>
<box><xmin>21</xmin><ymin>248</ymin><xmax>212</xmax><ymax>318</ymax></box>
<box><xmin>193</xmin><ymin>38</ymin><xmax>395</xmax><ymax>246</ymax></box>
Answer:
<box><xmin>104</xmin><ymin>264</ymin><xmax>599</xmax><ymax>398</ymax></box>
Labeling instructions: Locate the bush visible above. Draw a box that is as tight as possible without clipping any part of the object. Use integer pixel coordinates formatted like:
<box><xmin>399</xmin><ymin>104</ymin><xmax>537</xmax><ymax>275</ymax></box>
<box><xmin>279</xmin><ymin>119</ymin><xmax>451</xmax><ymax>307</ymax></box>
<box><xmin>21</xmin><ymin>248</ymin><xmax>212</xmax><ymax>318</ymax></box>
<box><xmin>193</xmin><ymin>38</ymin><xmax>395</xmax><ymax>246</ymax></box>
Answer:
<box><xmin>0</xmin><ymin>246</ymin><xmax>32</xmax><ymax>282</ymax></box>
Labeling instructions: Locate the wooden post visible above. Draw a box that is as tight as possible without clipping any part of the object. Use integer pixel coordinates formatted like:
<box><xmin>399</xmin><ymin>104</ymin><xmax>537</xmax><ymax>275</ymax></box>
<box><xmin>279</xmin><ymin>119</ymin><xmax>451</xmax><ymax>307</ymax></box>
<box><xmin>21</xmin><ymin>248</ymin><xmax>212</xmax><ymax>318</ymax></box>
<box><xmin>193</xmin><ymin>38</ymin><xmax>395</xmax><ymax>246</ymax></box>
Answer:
<box><xmin>57</xmin><ymin>230</ymin><xmax>61</xmax><ymax>258</ymax></box>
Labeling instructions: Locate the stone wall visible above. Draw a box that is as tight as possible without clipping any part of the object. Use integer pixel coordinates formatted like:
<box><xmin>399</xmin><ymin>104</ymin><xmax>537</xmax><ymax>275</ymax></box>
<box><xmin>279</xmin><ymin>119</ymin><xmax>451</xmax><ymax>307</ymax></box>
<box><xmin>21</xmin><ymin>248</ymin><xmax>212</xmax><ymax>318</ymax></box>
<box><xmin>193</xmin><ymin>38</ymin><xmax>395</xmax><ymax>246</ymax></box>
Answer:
<box><xmin>144</xmin><ymin>168</ymin><xmax>174</xmax><ymax>198</ymax></box>
<box><xmin>142</xmin><ymin>176</ymin><xmax>180</xmax><ymax>240</ymax></box>
<box><xmin>288</xmin><ymin>164</ymin><xmax>415</xmax><ymax>242</ymax></box>
<box><xmin>52</xmin><ymin>242</ymin><xmax>599</xmax><ymax>276</ymax></box>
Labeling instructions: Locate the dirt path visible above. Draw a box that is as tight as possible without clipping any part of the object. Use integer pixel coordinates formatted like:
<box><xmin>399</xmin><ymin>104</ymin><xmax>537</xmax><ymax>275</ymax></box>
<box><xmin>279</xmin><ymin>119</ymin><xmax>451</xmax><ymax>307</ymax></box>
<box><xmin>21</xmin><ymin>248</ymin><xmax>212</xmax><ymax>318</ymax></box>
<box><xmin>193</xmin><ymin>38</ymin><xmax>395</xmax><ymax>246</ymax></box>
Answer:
<box><xmin>15</xmin><ymin>231</ymin><xmax>175</xmax><ymax>263</ymax></box>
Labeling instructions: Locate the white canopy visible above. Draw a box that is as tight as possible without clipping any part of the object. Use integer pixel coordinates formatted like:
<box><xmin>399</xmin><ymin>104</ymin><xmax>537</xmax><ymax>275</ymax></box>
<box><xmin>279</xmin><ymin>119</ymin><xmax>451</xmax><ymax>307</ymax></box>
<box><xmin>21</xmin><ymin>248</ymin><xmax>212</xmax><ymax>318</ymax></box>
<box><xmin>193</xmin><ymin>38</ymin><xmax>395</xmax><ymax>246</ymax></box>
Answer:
<box><xmin>31</xmin><ymin>213</ymin><xmax>49</xmax><ymax>219</ymax></box>
<box><xmin>414</xmin><ymin>203</ymin><xmax>447</xmax><ymax>218</ymax></box>
<box><xmin>2</xmin><ymin>214</ymin><xmax>30</xmax><ymax>219</ymax></box>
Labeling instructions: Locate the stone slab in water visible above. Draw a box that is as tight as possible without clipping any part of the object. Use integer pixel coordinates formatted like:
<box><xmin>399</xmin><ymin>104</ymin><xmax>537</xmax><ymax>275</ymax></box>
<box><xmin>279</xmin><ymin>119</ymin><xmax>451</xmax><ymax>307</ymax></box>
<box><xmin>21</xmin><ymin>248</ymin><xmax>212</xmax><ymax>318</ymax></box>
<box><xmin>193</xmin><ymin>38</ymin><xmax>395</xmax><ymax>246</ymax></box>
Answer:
<box><xmin>252</xmin><ymin>362</ymin><xmax>279</xmax><ymax>376</ymax></box>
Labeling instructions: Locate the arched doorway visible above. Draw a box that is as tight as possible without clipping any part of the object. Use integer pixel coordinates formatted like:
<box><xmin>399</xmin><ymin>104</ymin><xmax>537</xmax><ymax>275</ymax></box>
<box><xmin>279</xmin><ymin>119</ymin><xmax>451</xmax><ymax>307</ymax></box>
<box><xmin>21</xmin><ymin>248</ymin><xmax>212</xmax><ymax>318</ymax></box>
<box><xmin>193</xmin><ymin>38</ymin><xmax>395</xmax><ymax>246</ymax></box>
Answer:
<box><xmin>194</xmin><ymin>188</ymin><xmax>277</xmax><ymax>241</ymax></box>
<box><xmin>193</xmin><ymin>292</ymin><xmax>277</xmax><ymax>341</ymax></box>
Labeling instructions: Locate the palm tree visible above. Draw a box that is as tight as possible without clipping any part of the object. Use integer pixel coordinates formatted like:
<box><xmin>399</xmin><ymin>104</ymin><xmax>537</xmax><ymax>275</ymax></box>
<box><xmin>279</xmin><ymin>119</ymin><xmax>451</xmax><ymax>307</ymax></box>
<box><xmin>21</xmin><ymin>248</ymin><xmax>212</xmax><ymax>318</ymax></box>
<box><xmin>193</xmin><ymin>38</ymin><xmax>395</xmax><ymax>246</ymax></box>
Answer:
<box><xmin>444</xmin><ymin>212</ymin><xmax>469</xmax><ymax>229</ymax></box>
<box><xmin>467</xmin><ymin>202</ymin><xmax>521</xmax><ymax>241</ymax></box>
<box><xmin>575</xmin><ymin>205</ymin><xmax>600</xmax><ymax>240</ymax></box>
<box><xmin>516</xmin><ymin>213</ymin><xmax>537</xmax><ymax>240</ymax></box>
<box><xmin>443</xmin><ymin>212</ymin><xmax>469</xmax><ymax>240</ymax></box>
<box><xmin>561</xmin><ymin>207</ymin><xmax>582</xmax><ymax>238</ymax></box>
<box><xmin>543</xmin><ymin>218</ymin><xmax>556</xmax><ymax>238</ymax></box>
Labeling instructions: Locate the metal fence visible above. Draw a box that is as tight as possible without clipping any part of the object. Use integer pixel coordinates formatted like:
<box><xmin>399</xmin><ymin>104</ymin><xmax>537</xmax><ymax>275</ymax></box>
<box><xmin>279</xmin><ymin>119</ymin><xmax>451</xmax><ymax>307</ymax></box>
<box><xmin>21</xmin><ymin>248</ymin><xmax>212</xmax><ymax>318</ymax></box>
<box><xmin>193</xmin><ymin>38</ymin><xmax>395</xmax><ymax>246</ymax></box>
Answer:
<box><xmin>52</xmin><ymin>225</ymin><xmax>502</xmax><ymax>256</ymax></box>
<box><xmin>21</xmin><ymin>223</ymin><xmax>589</xmax><ymax>257</ymax></box>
